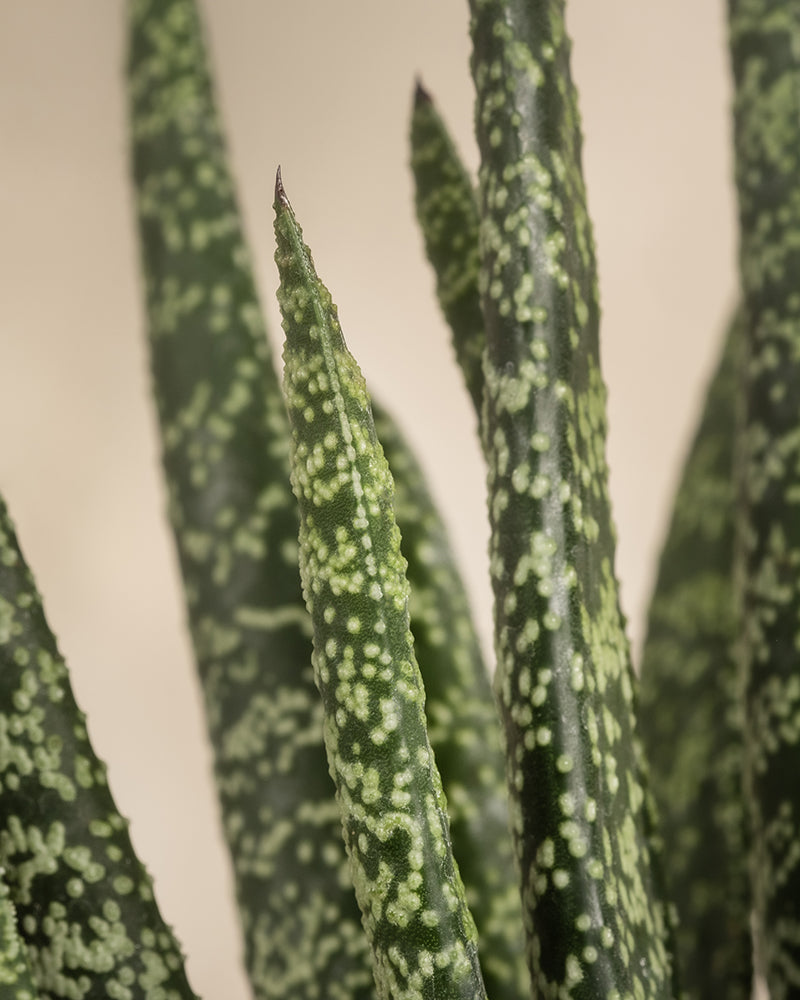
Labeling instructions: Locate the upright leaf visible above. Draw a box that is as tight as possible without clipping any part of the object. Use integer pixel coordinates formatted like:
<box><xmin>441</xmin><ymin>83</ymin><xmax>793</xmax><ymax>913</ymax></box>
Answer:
<box><xmin>373</xmin><ymin>404</ymin><xmax>528</xmax><ymax>1000</ymax></box>
<box><xmin>275</xmin><ymin>173</ymin><xmax>487</xmax><ymax>1000</ymax></box>
<box><xmin>126</xmin><ymin>1</ymin><xmax>373</xmax><ymax>996</ymax></box>
<box><xmin>0</xmin><ymin>494</ymin><xmax>197</xmax><ymax>1000</ymax></box>
<box><xmin>728</xmin><ymin>3</ymin><xmax>800</xmax><ymax>994</ymax></box>
<box><xmin>468</xmin><ymin>1</ymin><xmax>674</xmax><ymax>996</ymax></box>
<box><xmin>410</xmin><ymin>84</ymin><xmax>484</xmax><ymax>417</ymax></box>
<box><xmin>638</xmin><ymin>315</ymin><xmax>751</xmax><ymax>1000</ymax></box>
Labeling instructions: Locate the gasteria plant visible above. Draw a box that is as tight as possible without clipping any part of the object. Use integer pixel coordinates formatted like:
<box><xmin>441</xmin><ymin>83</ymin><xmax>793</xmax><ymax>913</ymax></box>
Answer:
<box><xmin>0</xmin><ymin>1</ymin><xmax>796</xmax><ymax>999</ymax></box>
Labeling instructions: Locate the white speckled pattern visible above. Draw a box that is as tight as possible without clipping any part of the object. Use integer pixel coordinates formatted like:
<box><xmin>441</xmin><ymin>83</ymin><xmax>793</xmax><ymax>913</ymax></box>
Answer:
<box><xmin>730</xmin><ymin>6</ymin><xmax>800</xmax><ymax>996</ymax></box>
<box><xmin>127</xmin><ymin>1</ymin><xmax>373</xmax><ymax>996</ymax></box>
<box><xmin>276</xmin><ymin>177</ymin><xmax>487</xmax><ymax>1000</ymax></box>
<box><xmin>469</xmin><ymin>1</ymin><xmax>675</xmax><ymax>996</ymax></box>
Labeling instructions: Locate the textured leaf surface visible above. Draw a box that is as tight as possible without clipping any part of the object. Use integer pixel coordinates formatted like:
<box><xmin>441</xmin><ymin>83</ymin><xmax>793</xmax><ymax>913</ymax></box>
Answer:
<box><xmin>638</xmin><ymin>315</ymin><xmax>751</xmax><ymax>1000</ymax></box>
<box><xmin>0</xmin><ymin>871</ymin><xmax>38</xmax><ymax>1000</ymax></box>
<box><xmin>410</xmin><ymin>84</ymin><xmax>484</xmax><ymax>417</ymax></box>
<box><xmin>373</xmin><ymin>404</ymin><xmax>528</xmax><ymax>1000</ymax></box>
<box><xmin>468</xmin><ymin>1</ymin><xmax>674</xmax><ymax>996</ymax></box>
<box><xmin>275</xmin><ymin>175</ymin><xmax>487</xmax><ymax>1000</ymax></box>
<box><xmin>126</xmin><ymin>1</ymin><xmax>373</xmax><ymax>996</ymax></box>
<box><xmin>0</xmin><ymin>495</ymin><xmax>197</xmax><ymax>1000</ymax></box>
<box><xmin>728</xmin><ymin>4</ymin><xmax>800</xmax><ymax>995</ymax></box>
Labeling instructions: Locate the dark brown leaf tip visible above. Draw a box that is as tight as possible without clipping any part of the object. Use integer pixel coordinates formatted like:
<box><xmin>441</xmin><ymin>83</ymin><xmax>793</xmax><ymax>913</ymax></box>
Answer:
<box><xmin>414</xmin><ymin>78</ymin><xmax>433</xmax><ymax>107</ymax></box>
<box><xmin>275</xmin><ymin>165</ymin><xmax>291</xmax><ymax>209</ymax></box>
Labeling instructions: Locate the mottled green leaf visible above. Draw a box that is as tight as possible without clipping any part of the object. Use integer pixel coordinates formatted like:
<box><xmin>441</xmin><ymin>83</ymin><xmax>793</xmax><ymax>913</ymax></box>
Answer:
<box><xmin>0</xmin><ymin>870</ymin><xmax>39</xmax><ymax>1000</ymax></box>
<box><xmin>373</xmin><ymin>403</ymin><xmax>528</xmax><ymax>1000</ymax></box>
<box><xmin>638</xmin><ymin>315</ymin><xmax>751</xmax><ymax>1000</ymax></box>
<box><xmin>410</xmin><ymin>84</ymin><xmax>484</xmax><ymax>417</ymax></box>
<box><xmin>728</xmin><ymin>4</ymin><xmax>800</xmax><ymax>995</ymax></box>
<box><xmin>275</xmin><ymin>173</ymin><xmax>487</xmax><ymax>1000</ymax></box>
<box><xmin>468</xmin><ymin>1</ymin><xmax>674</xmax><ymax>996</ymax></box>
<box><xmin>0</xmin><ymin>494</ymin><xmax>197</xmax><ymax>1000</ymax></box>
<box><xmin>126</xmin><ymin>1</ymin><xmax>373</xmax><ymax>996</ymax></box>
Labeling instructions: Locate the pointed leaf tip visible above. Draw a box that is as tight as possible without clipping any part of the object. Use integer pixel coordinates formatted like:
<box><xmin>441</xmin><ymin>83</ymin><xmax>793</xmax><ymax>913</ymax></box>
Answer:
<box><xmin>275</xmin><ymin>165</ymin><xmax>290</xmax><ymax>209</ymax></box>
<box><xmin>414</xmin><ymin>78</ymin><xmax>432</xmax><ymax>106</ymax></box>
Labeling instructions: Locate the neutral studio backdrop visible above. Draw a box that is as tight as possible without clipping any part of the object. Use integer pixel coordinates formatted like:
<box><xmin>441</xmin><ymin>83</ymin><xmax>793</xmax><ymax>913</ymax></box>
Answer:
<box><xmin>0</xmin><ymin>3</ymin><xmax>735</xmax><ymax>997</ymax></box>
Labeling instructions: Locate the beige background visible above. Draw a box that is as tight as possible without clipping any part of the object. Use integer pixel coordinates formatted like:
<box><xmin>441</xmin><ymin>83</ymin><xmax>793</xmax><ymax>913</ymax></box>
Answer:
<box><xmin>0</xmin><ymin>3</ymin><xmax>735</xmax><ymax>998</ymax></box>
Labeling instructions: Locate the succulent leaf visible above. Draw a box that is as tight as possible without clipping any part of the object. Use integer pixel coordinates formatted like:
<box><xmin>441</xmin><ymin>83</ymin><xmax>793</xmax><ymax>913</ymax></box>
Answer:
<box><xmin>126</xmin><ymin>1</ymin><xmax>373</xmax><ymax>996</ymax></box>
<box><xmin>728</xmin><ymin>3</ymin><xmax>800</xmax><ymax>992</ymax></box>
<box><xmin>0</xmin><ymin>870</ymin><xmax>39</xmax><ymax>1000</ymax></box>
<box><xmin>468</xmin><ymin>1</ymin><xmax>675</xmax><ymax>996</ymax></box>
<box><xmin>638</xmin><ymin>314</ymin><xmax>751</xmax><ymax>999</ymax></box>
<box><xmin>410</xmin><ymin>84</ymin><xmax>484</xmax><ymax>418</ymax></box>
<box><xmin>0</xmin><ymin>495</ymin><xmax>198</xmax><ymax>1000</ymax></box>
<box><xmin>274</xmin><ymin>173</ymin><xmax>487</xmax><ymax>1000</ymax></box>
<box><xmin>372</xmin><ymin>403</ymin><xmax>528</xmax><ymax>1000</ymax></box>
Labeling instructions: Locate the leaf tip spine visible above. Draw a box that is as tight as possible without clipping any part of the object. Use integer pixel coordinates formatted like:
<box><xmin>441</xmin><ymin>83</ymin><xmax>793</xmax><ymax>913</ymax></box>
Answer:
<box><xmin>275</xmin><ymin>164</ymin><xmax>291</xmax><ymax>210</ymax></box>
<box><xmin>414</xmin><ymin>77</ymin><xmax>432</xmax><ymax>107</ymax></box>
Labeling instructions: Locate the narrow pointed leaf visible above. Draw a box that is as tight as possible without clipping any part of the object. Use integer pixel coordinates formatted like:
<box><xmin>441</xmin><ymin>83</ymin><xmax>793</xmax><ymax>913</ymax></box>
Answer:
<box><xmin>126</xmin><ymin>1</ymin><xmax>373</xmax><ymax>996</ymax></box>
<box><xmin>0</xmin><ymin>494</ymin><xmax>198</xmax><ymax>1000</ymax></box>
<box><xmin>728</xmin><ymin>3</ymin><xmax>800</xmax><ymax>992</ymax></box>
<box><xmin>468</xmin><ymin>2</ymin><xmax>674</xmax><ymax>996</ymax></box>
<box><xmin>410</xmin><ymin>84</ymin><xmax>484</xmax><ymax>416</ymax></box>
<box><xmin>638</xmin><ymin>315</ymin><xmax>751</xmax><ymax>999</ymax></box>
<box><xmin>275</xmin><ymin>174</ymin><xmax>487</xmax><ymax>1000</ymax></box>
<box><xmin>372</xmin><ymin>403</ymin><xmax>528</xmax><ymax>1000</ymax></box>
<box><xmin>0</xmin><ymin>871</ymin><xmax>39</xmax><ymax>1000</ymax></box>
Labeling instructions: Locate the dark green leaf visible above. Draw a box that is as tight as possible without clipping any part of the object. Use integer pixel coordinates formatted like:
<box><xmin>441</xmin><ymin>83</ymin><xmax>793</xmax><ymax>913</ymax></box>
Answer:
<box><xmin>410</xmin><ymin>84</ymin><xmax>484</xmax><ymax>418</ymax></box>
<box><xmin>639</xmin><ymin>315</ymin><xmax>751</xmax><ymax>1000</ymax></box>
<box><xmin>373</xmin><ymin>403</ymin><xmax>528</xmax><ymax>1000</ymax></box>
<box><xmin>729</xmin><ymin>2</ymin><xmax>800</xmax><ymax>992</ymax></box>
<box><xmin>126</xmin><ymin>1</ymin><xmax>373</xmax><ymax>996</ymax></box>
<box><xmin>468</xmin><ymin>1</ymin><xmax>674</xmax><ymax>995</ymax></box>
<box><xmin>275</xmin><ymin>174</ymin><xmax>487</xmax><ymax>1000</ymax></box>
<box><xmin>0</xmin><ymin>495</ymin><xmax>197</xmax><ymax>1000</ymax></box>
